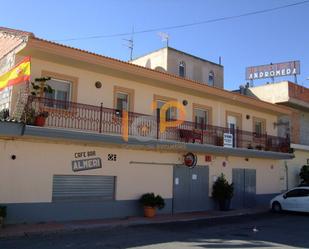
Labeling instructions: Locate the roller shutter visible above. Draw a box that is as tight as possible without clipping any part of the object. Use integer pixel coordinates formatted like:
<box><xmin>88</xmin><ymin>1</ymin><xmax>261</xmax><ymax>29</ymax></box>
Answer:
<box><xmin>52</xmin><ymin>175</ymin><xmax>115</xmax><ymax>202</ymax></box>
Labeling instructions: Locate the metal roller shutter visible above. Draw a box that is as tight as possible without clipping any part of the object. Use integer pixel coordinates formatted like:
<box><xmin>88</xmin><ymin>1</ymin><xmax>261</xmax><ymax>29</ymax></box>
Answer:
<box><xmin>52</xmin><ymin>175</ymin><xmax>115</xmax><ymax>202</ymax></box>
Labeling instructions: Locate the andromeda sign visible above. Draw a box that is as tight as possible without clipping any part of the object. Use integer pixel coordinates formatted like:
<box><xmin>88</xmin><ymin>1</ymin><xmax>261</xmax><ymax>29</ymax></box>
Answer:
<box><xmin>246</xmin><ymin>61</ymin><xmax>300</xmax><ymax>80</ymax></box>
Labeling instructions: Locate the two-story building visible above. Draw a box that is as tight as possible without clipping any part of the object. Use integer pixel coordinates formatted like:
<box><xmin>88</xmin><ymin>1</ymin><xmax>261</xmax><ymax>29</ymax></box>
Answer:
<box><xmin>131</xmin><ymin>47</ymin><xmax>224</xmax><ymax>88</ymax></box>
<box><xmin>244</xmin><ymin>81</ymin><xmax>309</xmax><ymax>188</ymax></box>
<box><xmin>0</xmin><ymin>27</ymin><xmax>293</xmax><ymax>224</ymax></box>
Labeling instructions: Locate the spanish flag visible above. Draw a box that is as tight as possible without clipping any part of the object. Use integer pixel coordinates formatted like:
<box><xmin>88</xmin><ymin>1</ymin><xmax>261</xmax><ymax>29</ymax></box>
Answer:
<box><xmin>0</xmin><ymin>56</ymin><xmax>31</xmax><ymax>92</ymax></box>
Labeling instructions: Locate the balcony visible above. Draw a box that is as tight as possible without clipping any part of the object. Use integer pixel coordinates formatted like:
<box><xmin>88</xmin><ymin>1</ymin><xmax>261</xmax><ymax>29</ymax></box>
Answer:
<box><xmin>23</xmin><ymin>96</ymin><xmax>291</xmax><ymax>154</ymax></box>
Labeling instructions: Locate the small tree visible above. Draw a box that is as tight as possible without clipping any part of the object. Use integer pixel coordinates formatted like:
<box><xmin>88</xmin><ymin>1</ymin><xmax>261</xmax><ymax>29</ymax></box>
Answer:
<box><xmin>212</xmin><ymin>173</ymin><xmax>234</xmax><ymax>210</ymax></box>
<box><xmin>299</xmin><ymin>165</ymin><xmax>309</xmax><ymax>185</ymax></box>
<box><xmin>30</xmin><ymin>77</ymin><xmax>53</xmax><ymax>97</ymax></box>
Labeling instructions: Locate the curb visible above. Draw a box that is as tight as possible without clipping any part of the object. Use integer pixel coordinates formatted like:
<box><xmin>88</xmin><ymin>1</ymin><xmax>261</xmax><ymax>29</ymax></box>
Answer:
<box><xmin>0</xmin><ymin>209</ymin><xmax>268</xmax><ymax>239</ymax></box>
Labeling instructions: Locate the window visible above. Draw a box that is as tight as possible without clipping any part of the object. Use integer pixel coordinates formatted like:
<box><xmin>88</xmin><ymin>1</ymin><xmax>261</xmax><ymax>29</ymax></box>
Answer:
<box><xmin>113</xmin><ymin>86</ymin><xmax>134</xmax><ymax>113</ymax></box>
<box><xmin>298</xmin><ymin>189</ymin><xmax>309</xmax><ymax>197</ymax></box>
<box><xmin>179</xmin><ymin>61</ymin><xmax>186</xmax><ymax>77</ymax></box>
<box><xmin>253</xmin><ymin>117</ymin><xmax>266</xmax><ymax>137</ymax></box>
<box><xmin>116</xmin><ymin>92</ymin><xmax>129</xmax><ymax>112</ymax></box>
<box><xmin>193</xmin><ymin>108</ymin><xmax>208</xmax><ymax>129</ymax></box>
<box><xmin>45</xmin><ymin>78</ymin><xmax>71</xmax><ymax>109</ymax></box>
<box><xmin>156</xmin><ymin>100</ymin><xmax>177</xmax><ymax>121</ymax></box>
<box><xmin>208</xmin><ymin>71</ymin><xmax>214</xmax><ymax>86</ymax></box>
<box><xmin>285</xmin><ymin>189</ymin><xmax>301</xmax><ymax>198</ymax></box>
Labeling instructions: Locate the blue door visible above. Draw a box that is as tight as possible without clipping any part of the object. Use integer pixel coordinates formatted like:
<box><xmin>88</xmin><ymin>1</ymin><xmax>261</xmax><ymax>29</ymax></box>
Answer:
<box><xmin>173</xmin><ymin>166</ymin><xmax>210</xmax><ymax>213</ymax></box>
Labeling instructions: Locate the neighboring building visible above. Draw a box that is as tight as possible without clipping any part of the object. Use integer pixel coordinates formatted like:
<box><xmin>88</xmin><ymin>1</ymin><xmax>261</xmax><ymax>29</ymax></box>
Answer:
<box><xmin>0</xmin><ymin>27</ymin><xmax>293</xmax><ymax>224</ymax></box>
<box><xmin>238</xmin><ymin>81</ymin><xmax>309</xmax><ymax>189</ymax></box>
<box><xmin>131</xmin><ymin>47</ymin><xmax>224</xmax><ymax>88</ymax></box>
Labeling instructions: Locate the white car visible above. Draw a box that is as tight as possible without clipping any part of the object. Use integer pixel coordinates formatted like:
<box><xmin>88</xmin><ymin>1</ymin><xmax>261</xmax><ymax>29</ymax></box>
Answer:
<box><xmin>270</xmin><ymin>186</ymin><xmax>309</xmax><ymax>213</ymax></box>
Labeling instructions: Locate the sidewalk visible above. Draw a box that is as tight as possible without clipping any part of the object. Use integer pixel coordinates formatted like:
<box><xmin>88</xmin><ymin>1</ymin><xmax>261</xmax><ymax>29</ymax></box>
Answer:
<box><xmin>0</xmin><ymin>207</ymin><xmax>267</xmax><ymax>238</ymax></box>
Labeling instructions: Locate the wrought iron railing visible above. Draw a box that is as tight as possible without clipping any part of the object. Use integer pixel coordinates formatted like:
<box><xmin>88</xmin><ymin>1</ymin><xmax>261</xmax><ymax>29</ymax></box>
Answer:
<box><xmin>23</xmin><ymin>96</ymin><xmax>290</xmax><ymax>153</ymax></box>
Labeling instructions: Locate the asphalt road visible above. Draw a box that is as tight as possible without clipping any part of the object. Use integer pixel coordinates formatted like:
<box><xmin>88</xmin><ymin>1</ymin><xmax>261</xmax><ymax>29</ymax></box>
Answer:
<box><xmin>1</xmin><ymin>212</ymin><xmax>309</xmax><ymax>249</ymax></box>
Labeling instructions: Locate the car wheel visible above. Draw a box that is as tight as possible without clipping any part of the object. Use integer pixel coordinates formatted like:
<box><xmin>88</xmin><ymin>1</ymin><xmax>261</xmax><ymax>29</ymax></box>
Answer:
<box><xmin>272</xmin><ymin>202</ymin><xmax>282</xmax><ymax>213</ymax></box>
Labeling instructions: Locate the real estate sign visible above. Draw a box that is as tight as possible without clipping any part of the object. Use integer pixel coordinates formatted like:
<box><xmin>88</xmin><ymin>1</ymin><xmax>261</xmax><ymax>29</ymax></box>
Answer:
<box><xmin>223</xmin><ymin>133</ymin><xmax>233</xmax><ymax>148</ymax></box>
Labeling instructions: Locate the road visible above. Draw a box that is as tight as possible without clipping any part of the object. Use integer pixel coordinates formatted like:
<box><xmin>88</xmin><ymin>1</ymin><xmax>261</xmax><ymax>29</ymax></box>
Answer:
<box><xmin>1</xmin><ymin>212</ymin><xmax>309</xmax><ymax>249</ymax></box>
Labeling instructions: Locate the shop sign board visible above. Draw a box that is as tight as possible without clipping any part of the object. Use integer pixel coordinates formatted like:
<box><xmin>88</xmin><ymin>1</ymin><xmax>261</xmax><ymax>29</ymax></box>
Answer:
<box><xmin>246</xmin><ymin>61</ymin><xmax>300</xmax><ymax>80</ymax></box>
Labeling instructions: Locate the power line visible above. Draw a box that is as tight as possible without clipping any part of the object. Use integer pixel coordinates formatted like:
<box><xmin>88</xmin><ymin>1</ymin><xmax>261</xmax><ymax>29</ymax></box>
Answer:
<box><xmin>54</xmin><ymin>0</ymin><xmax>309</xmax><ymax>42</ymax></box>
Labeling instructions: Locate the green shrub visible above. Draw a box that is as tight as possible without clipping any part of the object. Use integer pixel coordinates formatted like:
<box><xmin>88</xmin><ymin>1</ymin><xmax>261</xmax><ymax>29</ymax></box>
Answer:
<box><xmin>299</xmin><ymin>165</ymin><xmax>309</xmax><ymax>185</ymax></box>
<box><xmin>139</xmin><ymin>193</ymin><xmax>165</xmax><ymax>210</ymax></box>
<box><xmin>212</xmin><ymin>173</ymin><xmax>234</xmax><ymax>201</ymax></box>
<box><xmin>0</xmin><ymin>108</ymin><xmax>9</xmax><ymax>120</ymax></box>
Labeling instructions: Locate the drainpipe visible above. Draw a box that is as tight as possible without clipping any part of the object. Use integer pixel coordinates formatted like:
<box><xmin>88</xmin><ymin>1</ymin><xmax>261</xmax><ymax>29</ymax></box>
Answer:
<box><xmin>285</xmin><ymin>161</ymin><xmax>289</xmax><ymax>191</ymax></box>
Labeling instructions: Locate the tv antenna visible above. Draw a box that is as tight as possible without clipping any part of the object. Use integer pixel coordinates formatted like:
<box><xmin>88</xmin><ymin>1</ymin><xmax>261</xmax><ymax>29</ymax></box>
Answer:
<box><xmin>123</xmin><ymin>26</ymin><xmax>134</xmax><ymax>61</ymax></box>
<box><xmin>158</xmin><ymin>32</ymin><xmax>169</xmax><ymax>47</ymax></box>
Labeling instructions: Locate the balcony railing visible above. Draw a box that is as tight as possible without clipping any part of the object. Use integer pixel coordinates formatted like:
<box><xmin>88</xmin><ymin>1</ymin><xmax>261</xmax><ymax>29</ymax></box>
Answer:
<box><xmin>23</xmin><ymin>96</ymin><xmax>291</xmax><ymax>153</ymax></box>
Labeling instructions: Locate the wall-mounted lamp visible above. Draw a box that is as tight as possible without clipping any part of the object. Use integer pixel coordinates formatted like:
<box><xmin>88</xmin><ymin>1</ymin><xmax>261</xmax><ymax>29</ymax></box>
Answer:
<box><xmin>95</xmin><ymin>81</ymin><xmax>102</xmax><ymax>89</ymax></box>
<box><xmin>182</xmin><ymin>100</ymin><xmax>188</xmax><ymax>106</ymax></box>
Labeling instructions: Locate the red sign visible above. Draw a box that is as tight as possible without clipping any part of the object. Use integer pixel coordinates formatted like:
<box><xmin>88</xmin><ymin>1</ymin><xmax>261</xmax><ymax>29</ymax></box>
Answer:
<box><xmin>183</xmin><ymin>153</ymin><xmax>197</xmax><ymax>168</ymax></box>
<box><xmin>205</xmin><ymin>155</ymin><xmax>212</xmax><ymax>162</ymax></box>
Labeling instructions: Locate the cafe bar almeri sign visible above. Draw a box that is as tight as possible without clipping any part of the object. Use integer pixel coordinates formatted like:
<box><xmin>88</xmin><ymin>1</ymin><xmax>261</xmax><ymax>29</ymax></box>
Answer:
<box><xmin>246</xmin><ymin>61</ymin><xmax>300</xmax><ymax>80</ymax></box>
<box><xmin>72</xmin><ymin>151</ymin><xmax>102</xmax><ymax>172</ymax></box>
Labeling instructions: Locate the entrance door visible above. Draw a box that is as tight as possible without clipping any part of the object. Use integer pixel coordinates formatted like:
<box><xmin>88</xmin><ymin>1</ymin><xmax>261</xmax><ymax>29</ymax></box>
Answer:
<box><xmin>173</xmin><ymin>165</ymin><xmax>209</xmax><ymax>213</ymax></box>
<box><xmin>232</xmin><ymin>168</ymin><xmax>256</xmax><ymax>209</ymax></box>
<box><xmin>227</xmin><ymin>115</ymin><xmax>237</xmax><ymax>147</ymax></box>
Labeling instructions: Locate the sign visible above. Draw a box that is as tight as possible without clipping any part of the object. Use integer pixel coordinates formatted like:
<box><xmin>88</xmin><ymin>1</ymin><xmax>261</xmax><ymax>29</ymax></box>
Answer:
<box><xmin>205</xmin><ymin>155</ymin><xmax>212</xmax><ymax>162</ymax></box>
<box><xmin>192</xmin><ymin>174</ymin><xmax>197</xmax><ymax>180</ymax></box>
<box><xmin>223</xmin><ymin>133</ymin><xmax>233</xmax><ymax>148</ymax></box>
<box><xmin>183</xmin><ymin>152</ymin><xmax>197</xmax><ymax>168</ymax></box>
<box><xmin>72</xmin><ymin>150</ymin><xmax>102</xmax><ymax>172</ymax></box>
<box><xmin>246</xmin><ymin>61</ymin><xmax>300</xmax><ymax>80</ymax></box>
<box><xmin>72</xmin><ymin>158</ymin><xmax>102</xmax><ymax>172</ymax></box>
<box><xmin>175</xmin><ymin>177</ymin><xmax>179</xmax><ymax>185</ymax></box>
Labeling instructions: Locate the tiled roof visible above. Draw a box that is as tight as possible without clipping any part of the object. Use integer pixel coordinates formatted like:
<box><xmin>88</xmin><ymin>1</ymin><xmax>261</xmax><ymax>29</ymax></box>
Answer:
<box><xmin>0</xmin><ymin>27</ymin><xmax>34</xmax><ymax>37</ymax></box>
<box><xmin>32</xmin><ymin>37</ymin><xmax>221</xmax><ymax>90</ymax></box>
<box><xmin>0</xmin><ymin>27</ymin><xmax>28</xmax><ymax>59</ymax></box>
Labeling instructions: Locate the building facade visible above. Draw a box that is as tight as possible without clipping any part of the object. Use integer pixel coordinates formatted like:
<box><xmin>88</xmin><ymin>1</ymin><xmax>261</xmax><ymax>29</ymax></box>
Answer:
<box><xmin>246</xmin><ymin>81</ymin><xmax>309</xmax><ymax>188</ymax></box>
<box><xmin>0</xmin><ymin>28</ymin><xmax>293</xmax><ymax>224</ymax></box>
<box><xmin>131</xmin><ymin>47</ymin><xmax>224</xmax><ymax>88</ymax></box>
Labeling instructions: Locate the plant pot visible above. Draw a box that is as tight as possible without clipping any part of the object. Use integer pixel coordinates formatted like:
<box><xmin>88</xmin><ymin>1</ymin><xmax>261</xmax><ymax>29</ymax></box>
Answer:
<box><xmin>218</xmin><ymin>199</ymin><xmax>231</xmax><ymax>211</ymax></box>
<box><xmin>143</xmin><ymin>206</ymin><xmax>156</xmax><ymax>218</ymax></box>
<box><xmin>35</xmin><ymin>116</ymin><xmax>46</xmax><ymax>126</ymax></box>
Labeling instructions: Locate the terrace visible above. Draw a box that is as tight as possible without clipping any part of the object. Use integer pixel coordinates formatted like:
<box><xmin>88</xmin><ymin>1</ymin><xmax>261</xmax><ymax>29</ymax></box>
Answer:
<box><xmin>22</xmin><ymin>96</ymin><xmax>291</xmax><ymax>154</ymax></box>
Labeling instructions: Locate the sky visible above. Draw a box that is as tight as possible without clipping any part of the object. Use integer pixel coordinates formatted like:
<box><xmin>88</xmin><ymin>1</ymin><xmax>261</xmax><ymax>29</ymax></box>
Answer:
<box><xmin>1</xmin><ymin>0</ymin><xmax>309</xmax><ymax>90</ymax></box>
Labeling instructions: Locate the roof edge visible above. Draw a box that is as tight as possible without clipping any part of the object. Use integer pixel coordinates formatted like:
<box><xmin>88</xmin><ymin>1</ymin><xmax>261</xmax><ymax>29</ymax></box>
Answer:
<box><xmin>23</xmin><ymin>36</ymin><xmax>292</xmax><ymax>116</ymax></box>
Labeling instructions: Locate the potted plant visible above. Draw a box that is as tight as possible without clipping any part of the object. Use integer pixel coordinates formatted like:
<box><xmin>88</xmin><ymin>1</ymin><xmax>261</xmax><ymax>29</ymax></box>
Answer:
<box><xmin>30</xmin><ymin>77</ymin><xmax>53</xmax><ymax>97</ymax></box>
<box><xmin>35</xmin><ymin>111</ymin><xmax>49</xmax><ymax>126</ymax></box>
<box><xmin>216</xmin><ymin>135</ymin><xmax>223</xmax><ymax>146</ymax></box>
<box><xmin>0</xmin><ymin>108</ymin><xmax>9</xmax><ymax>120</ymax></box>
<box><xmin>212</xmin><ymin>174</ymin><xmax>234</xmax><ymax>211</ymax></box>
<box><xmin>30</xmin><ymin>77</ymin><xmax>53</xmax><ymax>126</ymax></box>
<box><xmin>21</xmin><ymin>107</ymin><xmax>36</xmax><ymax>125</ymax></box>
<box><xmin>0</xmin><ymin>206</ymin><xmax>6</xmax><ymax>228</ymax></box>
<box><xmin>256</xmin><ymin>144</ymin><xmax>263</xmax><ymax>150</ymax></box>
<box><xmin>139</xmin><ymin>193</ymin><xmax>165</xmax><ymax>218</ymax></box>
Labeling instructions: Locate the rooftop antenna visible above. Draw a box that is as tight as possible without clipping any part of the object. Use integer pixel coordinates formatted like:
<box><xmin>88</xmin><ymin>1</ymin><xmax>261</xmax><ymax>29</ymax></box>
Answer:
<box><xmin>158</xmin><ymin>32</ymin><xmax>169</xmax><ymax>47</ymax></box>
<box><xmin>123</xmin><ymin>26</ymin><xmax>134</xmax><ymax>61</ymax></box>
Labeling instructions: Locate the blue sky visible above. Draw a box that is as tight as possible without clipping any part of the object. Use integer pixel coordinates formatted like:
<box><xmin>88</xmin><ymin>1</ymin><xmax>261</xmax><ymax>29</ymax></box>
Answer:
<box><xmin>1</xmin><ymin>0</ymin><xmax>308</xmax><ymax>90</ymax></box>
